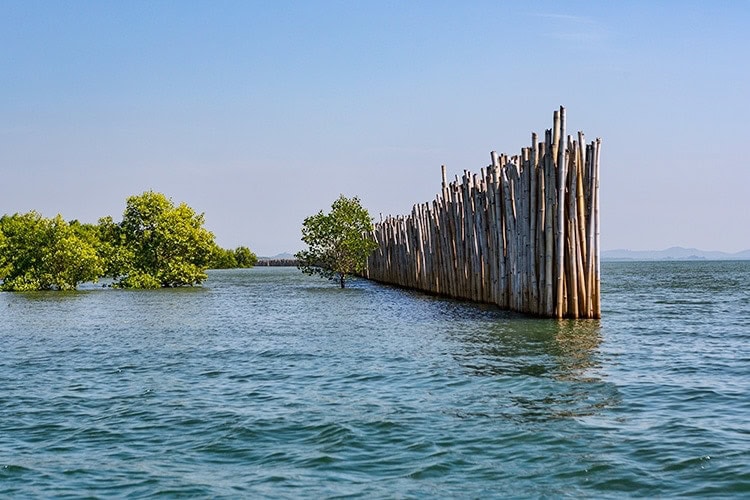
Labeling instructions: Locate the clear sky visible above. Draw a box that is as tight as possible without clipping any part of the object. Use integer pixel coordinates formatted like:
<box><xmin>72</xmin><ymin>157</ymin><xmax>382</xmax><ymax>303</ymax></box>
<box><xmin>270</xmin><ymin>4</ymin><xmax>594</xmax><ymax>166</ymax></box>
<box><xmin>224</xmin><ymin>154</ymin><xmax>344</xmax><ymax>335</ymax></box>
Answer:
<box><xmin>2</xmin><ymin>0</ymin><xmax>748</xmax><ymax>255</ymax></box>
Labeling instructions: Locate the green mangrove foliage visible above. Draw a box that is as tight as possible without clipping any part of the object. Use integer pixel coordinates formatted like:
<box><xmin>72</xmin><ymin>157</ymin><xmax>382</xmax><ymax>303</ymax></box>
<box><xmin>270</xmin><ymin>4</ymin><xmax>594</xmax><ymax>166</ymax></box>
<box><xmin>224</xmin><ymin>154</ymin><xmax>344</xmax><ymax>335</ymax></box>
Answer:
<box><xmin>0</xmin><ymin>212</ymin><xmax>104</xmax><ymax>291</ymax></box>
<box><xmin>209</xmin><ymin>245</ymin><xmax>258</xmax><ymax>269</ymax></box>
<box><xmin>295</xmin><ymin>195</ymin><xmax>377</xmax><ymax>288</ymax></box>
<box><xmin>0</xmin><ymin>191</ymin><xmax>257</xmax><ymax>291</ymax></box>
<box><xmin>112</xmin><ymin>191</ymin><xmax>216</xmax><ymax>288</ymax></box>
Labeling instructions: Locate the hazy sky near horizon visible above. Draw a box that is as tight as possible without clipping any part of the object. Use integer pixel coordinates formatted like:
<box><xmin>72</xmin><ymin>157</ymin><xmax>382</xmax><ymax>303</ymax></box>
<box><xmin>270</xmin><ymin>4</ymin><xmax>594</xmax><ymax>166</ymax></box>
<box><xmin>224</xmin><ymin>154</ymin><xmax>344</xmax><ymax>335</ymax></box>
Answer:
<box><xmin>2</xmin><ymin>1</ymin><xmax>749</xmax><ymax>255</ymax></box>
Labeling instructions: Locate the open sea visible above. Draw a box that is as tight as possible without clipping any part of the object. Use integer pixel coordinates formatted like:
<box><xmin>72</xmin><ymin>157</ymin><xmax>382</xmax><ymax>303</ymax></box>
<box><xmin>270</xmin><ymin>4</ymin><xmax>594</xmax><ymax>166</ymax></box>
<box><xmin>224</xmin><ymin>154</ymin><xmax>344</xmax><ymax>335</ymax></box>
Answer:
<box><xmin>1</xmin><ymin>261</ymin><xmax>748</xmax><ymax>498</ymax></box>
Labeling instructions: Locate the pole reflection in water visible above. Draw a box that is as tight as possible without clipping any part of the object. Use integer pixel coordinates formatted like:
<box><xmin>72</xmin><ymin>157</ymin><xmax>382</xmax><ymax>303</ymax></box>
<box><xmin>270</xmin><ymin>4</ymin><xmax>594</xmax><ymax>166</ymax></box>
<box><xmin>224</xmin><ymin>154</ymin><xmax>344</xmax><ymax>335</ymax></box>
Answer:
<box><xmin>448</xmin><ymin>312</ymin><xmax>618</xmax><ymax>421</ymax></box>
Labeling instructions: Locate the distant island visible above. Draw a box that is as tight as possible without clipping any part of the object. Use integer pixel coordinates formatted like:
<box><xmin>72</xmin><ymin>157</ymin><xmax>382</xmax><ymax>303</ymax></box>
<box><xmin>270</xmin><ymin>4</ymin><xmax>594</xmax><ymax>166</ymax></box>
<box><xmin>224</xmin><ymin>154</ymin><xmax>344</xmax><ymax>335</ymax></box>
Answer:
<box><xmin>602</xmin><ymin>247</ymin><xmax>750</xmax><ymax>261</ymax></box>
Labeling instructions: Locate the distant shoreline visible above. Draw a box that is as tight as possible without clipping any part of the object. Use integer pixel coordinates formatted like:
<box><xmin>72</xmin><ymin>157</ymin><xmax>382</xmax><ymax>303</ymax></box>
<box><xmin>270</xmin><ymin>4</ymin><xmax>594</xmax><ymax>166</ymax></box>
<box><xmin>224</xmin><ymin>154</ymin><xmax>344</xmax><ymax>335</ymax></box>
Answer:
<box><xmin>255</xmin><ymin>259</ymin><xmax>298</xmax><ymax>267</ymax></box>
<box><xmin>602</xmin><ymin>247</ymin><xmax>750</xmax><ymax>261</ymax></box>
<box><xmin>602</xmin><ymin>257</ymin><xmax>750</xmax><ymax>262</ymax></box>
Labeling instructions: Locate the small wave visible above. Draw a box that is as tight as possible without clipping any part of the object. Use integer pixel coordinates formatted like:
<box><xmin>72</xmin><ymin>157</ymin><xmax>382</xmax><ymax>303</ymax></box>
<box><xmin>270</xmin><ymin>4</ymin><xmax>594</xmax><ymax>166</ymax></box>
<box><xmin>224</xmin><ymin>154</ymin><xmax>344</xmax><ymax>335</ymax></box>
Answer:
<box><xmin>1</xmin><ymin>464</ymin><xmax>32</xmax><ymax>475</ymax></box>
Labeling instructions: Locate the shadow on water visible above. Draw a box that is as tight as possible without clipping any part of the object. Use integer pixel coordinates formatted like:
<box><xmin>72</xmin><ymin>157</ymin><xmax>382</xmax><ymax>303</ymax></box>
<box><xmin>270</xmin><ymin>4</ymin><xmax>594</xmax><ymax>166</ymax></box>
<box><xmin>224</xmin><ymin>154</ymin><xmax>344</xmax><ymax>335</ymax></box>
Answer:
<box><xmin>3</xmin><ymin>283</ymin><xmax>208</xmax><ymax>301</ymax></box>
<box><xmin>433</xmin><ymin>301</ymin><xmax>616</xmax><ymax>421</ymax></box>
<box><xmin>451</xmin><ymin>311</ymin><xmax>603</xmax><ymax>381</ymax></box>
<box><xmin>3</xmin><ymin>289</ymin><xmax>99</xmax><ymax>301</ymax></box>
<box><xmin>358</xmin><ymin>276</ymin><xmax>605</xmax><ymax>384</ymax></box>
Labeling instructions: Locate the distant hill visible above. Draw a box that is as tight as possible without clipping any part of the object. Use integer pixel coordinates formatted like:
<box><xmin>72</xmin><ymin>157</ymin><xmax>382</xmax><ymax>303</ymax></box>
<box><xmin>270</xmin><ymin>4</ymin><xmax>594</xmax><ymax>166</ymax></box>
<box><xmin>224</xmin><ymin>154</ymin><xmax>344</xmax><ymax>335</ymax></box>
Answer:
<box><xmin>602</xmin><ymin>247</ymin><xmax>750</xmax><ymax>261</ymax></box>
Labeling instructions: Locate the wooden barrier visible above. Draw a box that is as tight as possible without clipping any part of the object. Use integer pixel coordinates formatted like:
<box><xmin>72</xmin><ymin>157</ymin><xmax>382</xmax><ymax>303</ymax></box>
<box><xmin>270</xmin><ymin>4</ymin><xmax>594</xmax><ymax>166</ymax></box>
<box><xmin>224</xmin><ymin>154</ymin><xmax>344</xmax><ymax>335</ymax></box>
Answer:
<box><xmin>365</xmin><ymin>107</ymin><xmax>600</xmax><ymax>318</ymax></box>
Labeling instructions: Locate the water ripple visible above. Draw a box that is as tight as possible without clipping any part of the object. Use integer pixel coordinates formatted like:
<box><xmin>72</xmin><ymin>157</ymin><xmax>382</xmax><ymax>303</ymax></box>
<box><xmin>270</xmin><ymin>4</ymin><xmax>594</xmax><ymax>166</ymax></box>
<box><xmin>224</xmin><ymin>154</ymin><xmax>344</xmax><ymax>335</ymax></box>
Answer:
<box><xmin>0</xmin><ymin>264</ymin><xmax>748</xmax><ymax>497</ymax></box>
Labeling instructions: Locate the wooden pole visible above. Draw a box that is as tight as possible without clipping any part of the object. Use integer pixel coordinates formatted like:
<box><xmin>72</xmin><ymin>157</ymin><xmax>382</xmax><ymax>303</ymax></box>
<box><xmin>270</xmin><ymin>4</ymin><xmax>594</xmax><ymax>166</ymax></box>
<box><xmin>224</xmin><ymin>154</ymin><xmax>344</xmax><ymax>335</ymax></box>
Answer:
<box><xmin>593</xmin><ymin>138</ymin><xmax>601</xmax><ymax>318</ymax></box>
<box><xmin>567</xmin><ymin>137</ymin><xmax>579</xmax><ymax>319</ymax></box>
<box><xmin>529</xmin><ymin>134</ymin><xmax>538</xmax><ymax>314</ymax></box>
<box><xmin>544</xmin><ymin>129</ymin><xmax>555</xmax><ymax>317</ymax></box>
<box><xmin>555</xmin><ymin>106</ymin><xmax>567</xmax><ymax>318</ymax></box>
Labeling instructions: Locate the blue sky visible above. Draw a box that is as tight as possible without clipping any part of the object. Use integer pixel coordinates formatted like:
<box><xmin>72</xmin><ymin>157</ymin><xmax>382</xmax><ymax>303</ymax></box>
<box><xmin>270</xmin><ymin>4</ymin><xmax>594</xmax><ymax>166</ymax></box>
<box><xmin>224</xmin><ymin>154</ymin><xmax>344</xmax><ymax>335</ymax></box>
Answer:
<box><xmin>2</xmin><ymin>1</ymin><xmax>748</xmax><ymax>255</ymax></box>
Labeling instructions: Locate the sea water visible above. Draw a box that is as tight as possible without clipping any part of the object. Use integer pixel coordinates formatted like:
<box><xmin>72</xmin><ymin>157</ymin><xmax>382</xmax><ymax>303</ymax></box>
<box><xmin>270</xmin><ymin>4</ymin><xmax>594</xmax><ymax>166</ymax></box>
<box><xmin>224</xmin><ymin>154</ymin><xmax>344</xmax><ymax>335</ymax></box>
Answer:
<box><xmin>1</xmin><ymin>262</ymin><xmax>748</xmax><ymax>497</ymax></box>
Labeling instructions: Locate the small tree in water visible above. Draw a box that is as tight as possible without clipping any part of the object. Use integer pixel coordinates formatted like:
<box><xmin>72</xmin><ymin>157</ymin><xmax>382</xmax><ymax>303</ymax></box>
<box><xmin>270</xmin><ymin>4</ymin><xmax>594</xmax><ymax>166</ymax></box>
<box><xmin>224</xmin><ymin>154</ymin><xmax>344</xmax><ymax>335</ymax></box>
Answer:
<box><xmin>295</xmin><ymin>195</ymin><xmax>378</xmax><ymax>288</ymax></box>
<box><xmin>0</xmin><ymin>212</ymin><xmax>104</xmax><ymax>291</ymax></box>
<box><xmin>105</xmin><ymin>191</ymin><xmax>216</xmax><ymax>288</ymax></box>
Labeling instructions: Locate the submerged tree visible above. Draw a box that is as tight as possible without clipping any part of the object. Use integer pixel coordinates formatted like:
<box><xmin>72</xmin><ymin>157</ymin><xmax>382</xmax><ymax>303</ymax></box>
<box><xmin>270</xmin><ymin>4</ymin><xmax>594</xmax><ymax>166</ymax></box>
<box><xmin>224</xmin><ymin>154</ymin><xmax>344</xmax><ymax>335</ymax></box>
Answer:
<box><xmin>234</xmin><ymin>246</ymin><xmax>258</xmax><ymax>268</ymax></box>
<box><xmin>208</xmin><ymin>245</ymin><xmax>258</xmax><ymax>269</ymax></box>
<box><xmin>0</xmin><ymin>212</ymin><xmax>104</xmax><ymax>291</ymax></box>
<box><xmin>0</xmin><ymin>229</ymin><xmax>9</xmax><ymax>280</ymax></box>
<box><xmin>107</xmin><ymin>191</ymin><xmax>216</xmax><ymax>288</ymax></box>
<box><xmin>209</xmin><ymin>245</ymin><xmax>238</xmax><ymax>269</ymax></box>
<box><xmin>95</xmin><ymin>215</ymin><xmax>134</xmax><ymax>279</ymax></box>
<box><xmin>0</xmin><ymin>192</ymin><xmax>243</xmax><ymax>291</ymax></box>
<box><xmin>295</xmin><ymin>195</ymin><xmax>377</xmax><ymax>288</ymax></box>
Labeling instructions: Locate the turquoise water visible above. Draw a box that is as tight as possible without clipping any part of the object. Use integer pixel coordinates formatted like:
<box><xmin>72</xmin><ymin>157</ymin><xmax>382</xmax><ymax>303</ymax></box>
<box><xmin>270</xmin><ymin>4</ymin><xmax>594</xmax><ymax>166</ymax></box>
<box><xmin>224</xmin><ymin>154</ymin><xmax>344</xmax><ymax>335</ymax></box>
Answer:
<box><xmin>1</xmin><ymin>262</ymin><xmax>748</xmax><ymax>497</ymax></box>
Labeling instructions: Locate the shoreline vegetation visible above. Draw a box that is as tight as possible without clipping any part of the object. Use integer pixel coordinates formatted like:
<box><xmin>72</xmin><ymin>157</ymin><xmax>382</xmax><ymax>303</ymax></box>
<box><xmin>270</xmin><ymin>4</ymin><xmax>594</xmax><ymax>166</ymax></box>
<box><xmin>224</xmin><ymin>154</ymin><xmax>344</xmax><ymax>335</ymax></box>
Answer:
<box><xmin>0</xmin><ymin>191</ymin><xmax>257</xmax><ymax>292</ymax></box>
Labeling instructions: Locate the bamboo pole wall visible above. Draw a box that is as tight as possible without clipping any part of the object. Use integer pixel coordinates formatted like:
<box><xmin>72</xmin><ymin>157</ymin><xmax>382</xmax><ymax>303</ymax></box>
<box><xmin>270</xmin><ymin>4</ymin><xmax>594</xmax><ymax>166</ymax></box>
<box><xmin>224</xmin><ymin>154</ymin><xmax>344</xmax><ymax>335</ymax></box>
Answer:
<box><xmin>365</xmin><ymin>107</ymin><xmax>601</xmax><ymax>319</ymax></box>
